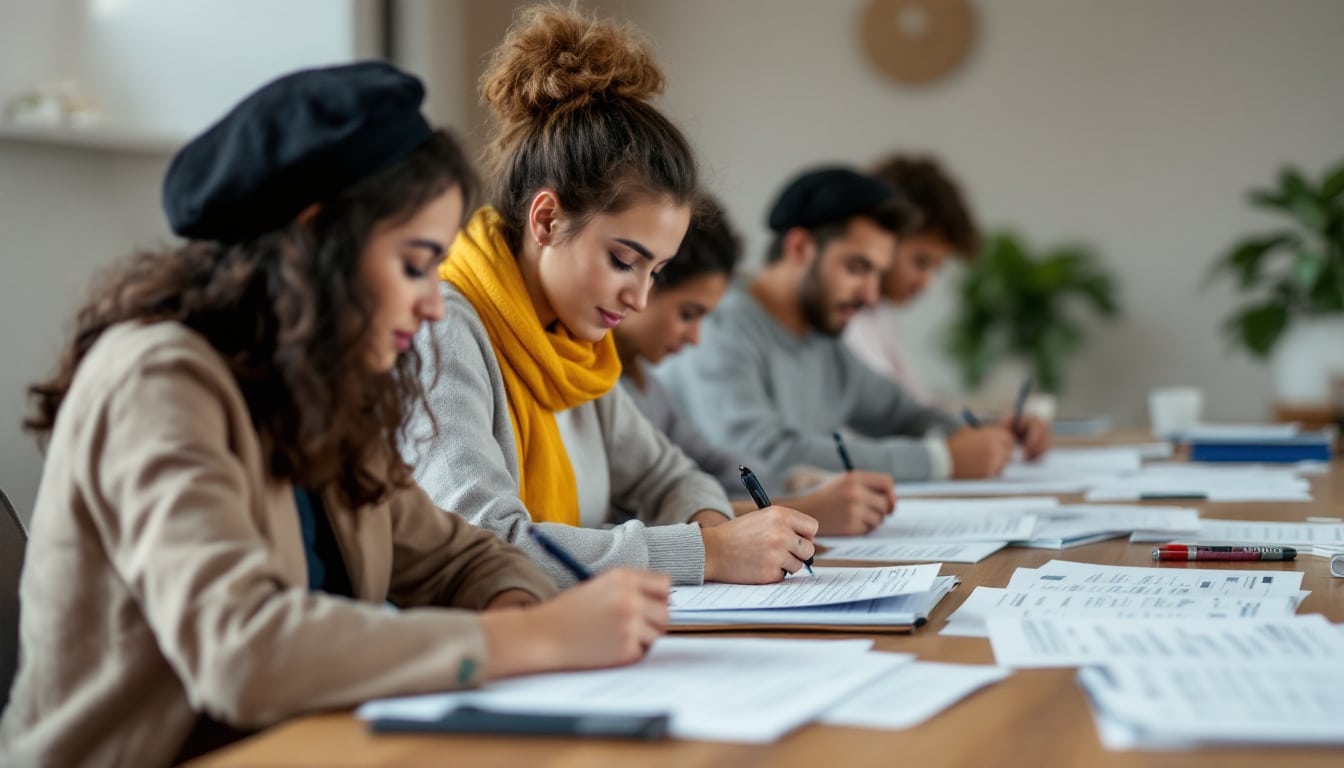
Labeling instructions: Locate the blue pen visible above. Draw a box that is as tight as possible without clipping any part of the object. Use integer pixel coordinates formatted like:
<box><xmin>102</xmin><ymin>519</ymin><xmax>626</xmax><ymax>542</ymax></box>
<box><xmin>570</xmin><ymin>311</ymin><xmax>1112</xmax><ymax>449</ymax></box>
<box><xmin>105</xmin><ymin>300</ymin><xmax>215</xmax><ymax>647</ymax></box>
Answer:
<box><xmin>528</xmin><ymin>525</ymin><xmax>593</xmax><ymax>582</ymax></box>
<box><xmin>831</xmin><ymin>430</ymin><xmax>855</xmax><ymax>472</ymax></box>
<box><xmin>1012</xmin><ymin>377</ymin><xmax>1033</xmax><ymax>435</ymax></box>
<box><xmin>960</xmin><ymin>407</ymin><xmax>982</xmax><ymax>428</ymax></box>
<box><xmin>738</xmin><ymin>465</ymin><xmax>813</xmax><ymax>575</ymax></box>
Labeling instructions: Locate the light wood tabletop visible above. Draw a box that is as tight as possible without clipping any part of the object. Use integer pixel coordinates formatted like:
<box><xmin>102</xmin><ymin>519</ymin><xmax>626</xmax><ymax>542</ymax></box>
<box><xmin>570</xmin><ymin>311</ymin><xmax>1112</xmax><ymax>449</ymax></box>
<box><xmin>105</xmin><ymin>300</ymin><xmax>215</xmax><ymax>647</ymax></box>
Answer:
<box><xmin>192</xmin><ymin>446</ymin><xmax>1344</xmax><ymax>768</ymax></box>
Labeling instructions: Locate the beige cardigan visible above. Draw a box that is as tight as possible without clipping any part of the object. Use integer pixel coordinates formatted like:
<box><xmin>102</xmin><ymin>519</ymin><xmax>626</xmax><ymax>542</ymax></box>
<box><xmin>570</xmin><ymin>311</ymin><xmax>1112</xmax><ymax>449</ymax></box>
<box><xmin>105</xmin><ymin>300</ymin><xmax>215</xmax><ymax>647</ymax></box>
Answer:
<box><xmin>0</xmin><ymin>322</ymin><xmax>557</xmax><ymax>767</ymax></box>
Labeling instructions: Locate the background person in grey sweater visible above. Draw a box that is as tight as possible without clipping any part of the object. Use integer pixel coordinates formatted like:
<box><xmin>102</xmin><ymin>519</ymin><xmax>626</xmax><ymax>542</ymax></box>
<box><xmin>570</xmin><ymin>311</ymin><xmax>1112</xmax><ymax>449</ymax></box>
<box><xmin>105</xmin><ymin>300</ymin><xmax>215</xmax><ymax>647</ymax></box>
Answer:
<box><xmin>616</xmin><ymin>196</ymin><xmax>897</xmax><ymax>535</ymax></box>
<box><xmin>404</xmin><ymin>7</ymin><xmax>817</xmax><ymax>588</ymax></box>
<box><xmin>656</xmin><ymin>167</ymin><xmax>1051</xmax><ymax>483</ymax></box>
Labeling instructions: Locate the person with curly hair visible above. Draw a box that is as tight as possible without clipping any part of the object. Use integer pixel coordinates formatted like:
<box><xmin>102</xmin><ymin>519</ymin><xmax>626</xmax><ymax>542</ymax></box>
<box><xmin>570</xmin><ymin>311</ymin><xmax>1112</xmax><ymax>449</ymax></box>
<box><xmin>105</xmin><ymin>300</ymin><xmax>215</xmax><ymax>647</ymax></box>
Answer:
<box><xmin>404</xmin><ymin>5</ymin><xmax>818</xmax><ymax>588</ymax></box>
<box><xmin>843</xmin><ymin>155</ymin><xmax>983</xmax><ymax>403</ymax></box>
<box><xmin>0</xmin><ymin>62</ymin><xmax>670</xmax><ymax>768</ymax></box>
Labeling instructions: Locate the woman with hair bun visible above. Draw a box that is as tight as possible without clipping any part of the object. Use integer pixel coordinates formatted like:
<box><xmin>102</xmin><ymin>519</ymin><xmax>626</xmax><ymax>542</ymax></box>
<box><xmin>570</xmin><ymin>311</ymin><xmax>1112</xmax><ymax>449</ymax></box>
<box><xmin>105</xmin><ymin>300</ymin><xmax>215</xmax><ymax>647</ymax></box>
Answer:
<box><xmin>406</xmin><ymin>5</ymin><xmax>818</xmax><ymax>588</ymax></box>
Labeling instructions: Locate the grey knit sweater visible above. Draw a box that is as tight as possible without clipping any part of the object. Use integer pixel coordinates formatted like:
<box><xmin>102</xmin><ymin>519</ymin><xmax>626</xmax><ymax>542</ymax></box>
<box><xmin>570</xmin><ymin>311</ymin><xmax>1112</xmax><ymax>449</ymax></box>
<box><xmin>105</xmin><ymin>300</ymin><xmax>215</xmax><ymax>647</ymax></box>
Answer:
<box><xmin>402</xmin><ymin>283</ymin><xmax>733</xmax><ymax>587</ymax></box>
<box><xmin>655</xmin><ymin>287</ymin><xmax>964</xmax><ymax>482</ymax></box>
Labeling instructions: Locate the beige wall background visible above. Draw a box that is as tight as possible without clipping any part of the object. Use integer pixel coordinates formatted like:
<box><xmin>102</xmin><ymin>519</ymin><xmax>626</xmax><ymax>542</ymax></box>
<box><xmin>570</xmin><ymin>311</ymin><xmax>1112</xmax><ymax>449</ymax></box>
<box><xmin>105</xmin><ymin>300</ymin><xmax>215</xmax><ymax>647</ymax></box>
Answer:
<box><xmin>3</xmin><ymin>0</ymin><xmax>1343</xmax><ymax>519</ymax></box>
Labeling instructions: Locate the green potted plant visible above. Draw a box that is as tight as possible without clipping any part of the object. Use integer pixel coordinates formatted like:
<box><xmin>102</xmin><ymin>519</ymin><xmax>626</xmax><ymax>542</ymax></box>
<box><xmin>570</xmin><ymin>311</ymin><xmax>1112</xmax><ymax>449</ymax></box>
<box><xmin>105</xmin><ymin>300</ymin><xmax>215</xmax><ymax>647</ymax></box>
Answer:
<box><xmin>1207</xmin><ymin>160</ymin><xmax>1344</xmax><ymax>414</ymax></box>
<box><xmin>946</xmin><ymin>231</ymin><xmax>1121</xmax><ymax>397</ymax></box>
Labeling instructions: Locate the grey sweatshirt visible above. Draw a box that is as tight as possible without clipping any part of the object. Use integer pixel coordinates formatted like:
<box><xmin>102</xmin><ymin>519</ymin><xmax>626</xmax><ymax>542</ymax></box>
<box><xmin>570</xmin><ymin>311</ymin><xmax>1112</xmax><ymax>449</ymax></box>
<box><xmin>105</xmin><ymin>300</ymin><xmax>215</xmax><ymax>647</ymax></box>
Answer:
<box><xmin>654</xmin><ymin>287</ymin><xmax>964</xmax><ymax>482</ymax></box>
<box><xmin>620</xmin><ymin>360</ymin><xmax>780</xmax><ymax>497</ymax></box>
<box><xmin>403</xmin><ymin>283</ymin><xmax>733</xmax><ymax>587</ymax></box>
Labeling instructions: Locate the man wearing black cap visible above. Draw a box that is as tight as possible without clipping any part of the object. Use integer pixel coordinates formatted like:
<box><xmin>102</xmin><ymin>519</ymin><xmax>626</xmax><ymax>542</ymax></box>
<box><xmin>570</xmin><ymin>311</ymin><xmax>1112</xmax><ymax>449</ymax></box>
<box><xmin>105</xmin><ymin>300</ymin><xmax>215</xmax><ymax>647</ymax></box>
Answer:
<box><xmin>656</xmin><ymin>166</ymin><xmax>1023</xmax><ymax>483</ymax></box>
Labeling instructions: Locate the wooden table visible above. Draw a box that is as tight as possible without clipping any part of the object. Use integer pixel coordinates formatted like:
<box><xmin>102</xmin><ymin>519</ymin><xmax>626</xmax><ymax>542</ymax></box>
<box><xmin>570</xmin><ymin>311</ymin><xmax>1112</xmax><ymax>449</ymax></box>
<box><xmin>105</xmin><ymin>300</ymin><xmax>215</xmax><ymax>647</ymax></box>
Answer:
<box><xmin>193</xmin><ymin>453</ymin><xmax>1344</xmax><ymax>768</ymax></box>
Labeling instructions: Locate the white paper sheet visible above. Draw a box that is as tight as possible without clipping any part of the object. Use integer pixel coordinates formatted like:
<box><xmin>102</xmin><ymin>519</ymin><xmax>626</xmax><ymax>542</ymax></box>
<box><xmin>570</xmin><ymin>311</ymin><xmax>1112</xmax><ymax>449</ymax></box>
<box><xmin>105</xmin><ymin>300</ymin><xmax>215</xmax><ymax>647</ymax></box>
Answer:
<box><xmin>863</xmin><ymin>513</ymin><xmax>1039</xmax><ymax>542</ymax></box>
<box><xmin>893</xmin><ymin>497</ymin><xmax>1061</xmax><ymax>515</ymax></box>
<box><xmin>672</xmin><ymin>576</ymin><xmax>959</xmax><ymax>628</ymax></box>
<box><xmin>987</xmin><ymin>614</ymin><xmax>1343</xmax><ymax>668</ymax></box>
<box><xmin>896</xmin><ymin>479</ymin><xmax>1089</xmax><ymax>497</ymax></box>
<box><xmin>817</xmin><ymin>540</ymin><xmax>1006</xmax><ymax>563</ymax></box>
<box><xmin>1079</xmin><ymin>662</ymin><xmax>1344</xmax><ymax>748</ymax></box>
<box><xmin>1005</xmin><ymin>559</ymin><xmax>1305</xmax><ymax>598</ymax></box>
<box><xmin>358</xmin><ymin>637</ymin><xmax>899</xmax><ymax>743</ymax></box>
<box><xmin>1130</xmin><ymin>519</ymin><xmax>1344</xmax><ymax>546</ymax></box>
<box><xmin>1084</xmin><ymin>465</ymin><xmax>1312</xmax><ymax>502</ymax></box>
<box><xmin>941</xmin><ymin>586</ymin><xmax>1302</xmax><ymax>638</ymax></box>
<box><xmin>1001</xmin><ymin>447</ymin><xmax>1143</xmax><ymax>481</ymax></box>
<box><xmin>668</xmin><ymin>564</ymin><xmax>941</xmax><ymax>611</ymax></box>
<box><xmin>819</xmin><ymin>660</ymin><xmax>1011</xmax><ymax>729</ymax></box>
<box><xmin>1016</xmin><ymin>505</ymin><xmax>1200</xmax><ymax>548</ymax></box>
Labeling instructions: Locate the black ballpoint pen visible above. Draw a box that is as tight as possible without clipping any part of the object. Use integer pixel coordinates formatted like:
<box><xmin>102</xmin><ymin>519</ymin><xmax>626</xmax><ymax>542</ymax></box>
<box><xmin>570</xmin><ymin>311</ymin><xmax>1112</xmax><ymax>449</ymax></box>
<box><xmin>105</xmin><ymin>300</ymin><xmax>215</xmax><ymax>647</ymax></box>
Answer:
<box><xmin>832</xmin><ymin>430</ymin><xmax>855</xmax><ymax>472</ymax></box>
<box><xmin>960</xmin><ymin>407</ymin><xmax>982</xmax><ymax>428</ymax></box>
<box><xmin>528</xmin><ymin>525</ymin><xmax>593</xmax><ymax>582</ymax></box>
<box><xmin>1012</xmin><ymin>377</ymin><xmax>1033</xmax><ymax>436</ymax></box>
<box><xmin>738</xmin><ymin>465</ymin><xmax>813</xmax><ymax>574</ymax></box>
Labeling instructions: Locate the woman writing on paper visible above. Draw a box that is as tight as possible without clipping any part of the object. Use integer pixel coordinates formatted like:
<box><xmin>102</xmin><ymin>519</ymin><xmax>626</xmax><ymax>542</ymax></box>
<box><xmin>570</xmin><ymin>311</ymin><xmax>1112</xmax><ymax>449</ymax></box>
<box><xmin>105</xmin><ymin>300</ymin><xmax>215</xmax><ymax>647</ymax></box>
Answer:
<box><xmin>0</xmin><ymin>63</ymin><xmax>668</xmax><ymax>767</ymax></box>
<box><xmin>613</xmin><ymin>197</ymin><xmax>897</xmax><ymax>535</ymax></box>
<box><xmin>404</xmin><ymin>6</ymin><xmax>817</xmax><ymax>588</ymax></box>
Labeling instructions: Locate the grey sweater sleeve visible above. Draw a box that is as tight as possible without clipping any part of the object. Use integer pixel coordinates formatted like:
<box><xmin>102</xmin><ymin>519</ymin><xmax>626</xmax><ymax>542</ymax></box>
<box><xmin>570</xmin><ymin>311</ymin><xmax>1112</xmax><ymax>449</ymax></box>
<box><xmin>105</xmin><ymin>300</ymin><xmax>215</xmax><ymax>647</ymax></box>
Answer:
<box><xmin>597</xmin><ymin>384</ymin><xmax>736</xmax><ymax>534</ymax></box>
<box><xmin>621</xmin><ymin>374</ymin><xmax>759</xmax><ymax>495</ymax></box>
<box><xmin>402</xmin><ymin>286</ymin><xmax>710</xmax><ymax>587</ymax></box>
<box><xmin>658</xmin><ymin>315</ymin><xmax>946</xmax><ymax>483</ymax></box>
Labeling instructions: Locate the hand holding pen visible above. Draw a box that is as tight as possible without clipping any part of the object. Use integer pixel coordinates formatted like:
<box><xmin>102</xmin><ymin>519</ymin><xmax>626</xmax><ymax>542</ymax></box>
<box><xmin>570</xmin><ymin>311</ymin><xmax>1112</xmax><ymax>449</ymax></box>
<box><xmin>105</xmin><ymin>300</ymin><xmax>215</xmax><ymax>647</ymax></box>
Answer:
<box><xmin>702</xmin><ymin>465</ymin><xmax>817</xmax><ymax>581</ymax></box>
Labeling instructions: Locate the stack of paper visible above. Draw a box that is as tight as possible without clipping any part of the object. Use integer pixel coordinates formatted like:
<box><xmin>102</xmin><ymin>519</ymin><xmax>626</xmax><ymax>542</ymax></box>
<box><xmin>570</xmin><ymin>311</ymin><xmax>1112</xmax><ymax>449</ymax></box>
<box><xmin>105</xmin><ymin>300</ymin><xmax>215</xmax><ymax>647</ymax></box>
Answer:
<box><xmin>896</xmin><ymin>448</ymin><xmax>1147</xmax><ymax>497</ymax></box>
<box><xmin>1079</xmin><ymin>662</ymin><xmax>1344</xmax><ymax>748</ymax></box>
<box><xmin>358</xmin><ymin>637</ymin><xmax>905</xmax><ymax>743</ymax></box>
<box><xmin>1130</xmin><ymin>519</ymin><xmax>1344</xmax><ymax>546</ymax></box>
<box><xmin>987</xmin><ymin>613</ymin><xmax>1341</xmax><ymax>668</ymax></box>
<box><xmin>668</xmin><ymin>565</ymin><xmax>954</xmax><ymax>632</ymax></box>
<box><xmin>998</xmin><ymin>559</ymin><xmax>1307</xmax><ymax>598</ymax></box>
<box><xmin>942</xmin><ymin>586</ymin><xmax>1302</xmax><ymax>637</ymax></box>
<box><xmin>944</xmin><ymin>561</ymin><xmax>1307</xmax><ymax>637</ymax></box>
<box><xmin>817</xmin><ymin>498</ymin><xmax>1054</xmax><ymax>562</ymax></box>
<box><xmin>1015</xmin><ymin>505</ymin><xmax>1199</xmax><ymax>549</ymax></box>
<box><xmin>358</xmin><ymin>636</ymin><xmax>1016</xmax><ymax>743</ymax></box>
<box><xmin>973</xmin><ymin>561</ymin><xmax>1343</xmax><ymax>748</ymax></box>
<box><xmin>1084</xmin><ymin>464</ymin><xmax>1312</xmax><ymax>502</ymax></box>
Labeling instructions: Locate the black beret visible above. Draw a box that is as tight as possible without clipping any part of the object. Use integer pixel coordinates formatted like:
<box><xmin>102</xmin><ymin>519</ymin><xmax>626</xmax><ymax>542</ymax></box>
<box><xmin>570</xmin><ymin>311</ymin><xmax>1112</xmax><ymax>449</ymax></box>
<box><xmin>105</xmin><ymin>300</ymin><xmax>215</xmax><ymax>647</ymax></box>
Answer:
<box><xmin>766</xmin><ymin>166</ymin><xmax>900</xmax><ymax>233</ymax></box>
<box><xmin>163</xmin><ymin>61</ymin><xmax>432</xmax><ymax>242</ymax></box>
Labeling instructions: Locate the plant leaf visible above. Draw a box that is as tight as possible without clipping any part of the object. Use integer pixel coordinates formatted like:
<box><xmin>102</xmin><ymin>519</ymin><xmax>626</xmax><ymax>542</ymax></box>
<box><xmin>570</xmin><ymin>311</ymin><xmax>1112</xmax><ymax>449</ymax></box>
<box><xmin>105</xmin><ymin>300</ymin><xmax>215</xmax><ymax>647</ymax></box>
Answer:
<box><xmin>1228</xmin><ymin>303</ymin><xmax>1289</xmax><ymax>358</ymax></box>
<box><xmin>1320</xmin><ymin>162</ymin><xmax>1344</xmax><ymax>202</ymax></box>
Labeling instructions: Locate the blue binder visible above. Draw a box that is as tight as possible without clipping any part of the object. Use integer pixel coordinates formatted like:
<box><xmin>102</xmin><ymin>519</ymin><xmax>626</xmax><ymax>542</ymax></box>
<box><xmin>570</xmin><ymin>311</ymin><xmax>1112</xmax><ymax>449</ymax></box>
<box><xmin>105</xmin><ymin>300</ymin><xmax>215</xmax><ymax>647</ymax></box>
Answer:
<box><xmin>1188</xmin><ymin>431</ymin><xmax>1334</xmax><ymax>463</ymax></box>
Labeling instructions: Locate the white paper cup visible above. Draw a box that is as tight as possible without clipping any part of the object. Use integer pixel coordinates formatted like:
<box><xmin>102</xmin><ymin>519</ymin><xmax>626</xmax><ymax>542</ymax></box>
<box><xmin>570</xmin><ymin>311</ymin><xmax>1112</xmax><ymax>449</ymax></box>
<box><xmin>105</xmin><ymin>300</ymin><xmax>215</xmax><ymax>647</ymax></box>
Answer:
<box><xmin>1147</xmin><ymin>387</ymin><xmax>1204</xmax><ymax>439</ymax></box>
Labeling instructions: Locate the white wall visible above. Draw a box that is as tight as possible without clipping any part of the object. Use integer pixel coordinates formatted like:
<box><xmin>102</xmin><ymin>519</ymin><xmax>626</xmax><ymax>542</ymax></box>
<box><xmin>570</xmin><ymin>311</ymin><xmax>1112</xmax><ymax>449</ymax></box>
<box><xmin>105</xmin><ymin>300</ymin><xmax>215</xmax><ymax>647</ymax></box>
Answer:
<box><xmin>604</xmin><ymin>0</ymin><xmax>1344</xmax><ymax>423</ymax></box>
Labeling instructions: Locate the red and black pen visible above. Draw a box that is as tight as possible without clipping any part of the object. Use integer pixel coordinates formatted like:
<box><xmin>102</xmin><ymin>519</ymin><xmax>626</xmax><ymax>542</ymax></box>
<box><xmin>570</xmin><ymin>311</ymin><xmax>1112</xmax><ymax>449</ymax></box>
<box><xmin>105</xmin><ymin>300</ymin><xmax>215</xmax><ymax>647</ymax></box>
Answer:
<box><xmin>1152</xmin><ymin>545</ymin><xmax>1297</xmax><ymax>561</ymax></box>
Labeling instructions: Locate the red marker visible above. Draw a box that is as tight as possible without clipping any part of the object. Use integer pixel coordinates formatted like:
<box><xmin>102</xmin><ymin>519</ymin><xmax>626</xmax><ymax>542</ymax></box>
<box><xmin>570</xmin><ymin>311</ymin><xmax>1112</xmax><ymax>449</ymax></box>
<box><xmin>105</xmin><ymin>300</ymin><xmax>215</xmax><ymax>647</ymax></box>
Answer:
<box><xmin>1152</xmin><ymin>545</ymin><xmax>1297</xmax><ymax>561</ymax></box>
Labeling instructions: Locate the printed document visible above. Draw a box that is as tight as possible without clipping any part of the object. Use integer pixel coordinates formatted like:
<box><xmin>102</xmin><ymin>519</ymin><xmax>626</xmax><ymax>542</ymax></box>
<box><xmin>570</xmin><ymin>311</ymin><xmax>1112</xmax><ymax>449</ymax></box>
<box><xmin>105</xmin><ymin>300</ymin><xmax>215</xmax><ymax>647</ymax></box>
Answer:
<box><xmin>987</xmin><ymin>614</ymin><xmax>1343</xmax><ymax>668</ymax></box>
<box><xmin>668</xmin><ymin>564</ymin><xmax>941</xmax><ymax>611</ymax></box>
<box><xmin>359</xmin><ymin>637</ymin><xmax>900</xmax><ymax>743</ymax></box>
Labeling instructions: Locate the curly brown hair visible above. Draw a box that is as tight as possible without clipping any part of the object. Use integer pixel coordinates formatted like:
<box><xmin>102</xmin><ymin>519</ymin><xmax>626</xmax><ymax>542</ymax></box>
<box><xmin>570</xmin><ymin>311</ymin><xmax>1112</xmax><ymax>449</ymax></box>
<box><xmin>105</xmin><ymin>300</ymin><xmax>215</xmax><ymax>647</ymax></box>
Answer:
<box><xmin>26</xmin><ymin>130</ymin><xmax>477</xmax><ymax>509</ymax></box>
<box><xmin>479</xmin><ymin>3</ymin><xmax>698</xmax><ymax>253</ymax></box>
<box><xmin>872</xmin><ymin>155</ymin><xmax>981</xmax><ymax>259</ymax></box>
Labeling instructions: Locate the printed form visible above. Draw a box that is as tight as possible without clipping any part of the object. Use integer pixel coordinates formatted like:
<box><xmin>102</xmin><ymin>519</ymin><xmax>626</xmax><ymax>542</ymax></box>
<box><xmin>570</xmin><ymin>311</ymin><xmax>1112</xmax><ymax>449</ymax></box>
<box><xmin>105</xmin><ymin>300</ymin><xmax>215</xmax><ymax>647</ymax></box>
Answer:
<box><xmin>668</xmin><ymin>564</ymin><xmax>941</xmax><ymax>611</ymax></box>
<box><xmin>358</xmin><ymin>637</ymin><xmax>903</xmax><ymax>743</ymax></box>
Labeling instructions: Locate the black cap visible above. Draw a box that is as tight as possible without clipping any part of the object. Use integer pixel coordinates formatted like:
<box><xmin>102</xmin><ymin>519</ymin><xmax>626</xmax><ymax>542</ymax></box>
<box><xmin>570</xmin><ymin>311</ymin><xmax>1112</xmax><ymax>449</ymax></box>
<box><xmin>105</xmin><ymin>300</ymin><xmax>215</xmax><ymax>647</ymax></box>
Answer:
<box><xmin>163</xmin><ymin>61</ymin><xmax>432</xmax><ymax>242</ymax></box>
<box><xmin>766</xmin><ymin>166</ymin><xmax>900</xmax><ymax>233</ymax></box>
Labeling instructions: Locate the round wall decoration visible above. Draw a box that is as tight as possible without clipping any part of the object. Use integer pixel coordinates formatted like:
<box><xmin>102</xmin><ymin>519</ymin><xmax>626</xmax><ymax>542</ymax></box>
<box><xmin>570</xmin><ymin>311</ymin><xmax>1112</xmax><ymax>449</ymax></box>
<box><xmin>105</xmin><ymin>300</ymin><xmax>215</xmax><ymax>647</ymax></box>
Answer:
<box><xmin>859</xmin><ymin>0</ymin><xmax>978</xmax><ymax>86</ymax></box>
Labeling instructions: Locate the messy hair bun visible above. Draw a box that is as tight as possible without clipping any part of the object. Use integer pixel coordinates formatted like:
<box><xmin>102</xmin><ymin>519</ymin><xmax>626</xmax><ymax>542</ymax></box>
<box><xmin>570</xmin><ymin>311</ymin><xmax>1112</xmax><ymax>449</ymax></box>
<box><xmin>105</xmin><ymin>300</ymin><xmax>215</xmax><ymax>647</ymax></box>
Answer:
<box><xmin>478</xmin><ymin>4</ymin><xmax>697</xmax><ymax>252</ymax></box>
<box><xmin>482</xmin><ymin>5</ymin><xmax>663</xmax><ymax>152</ymax></box>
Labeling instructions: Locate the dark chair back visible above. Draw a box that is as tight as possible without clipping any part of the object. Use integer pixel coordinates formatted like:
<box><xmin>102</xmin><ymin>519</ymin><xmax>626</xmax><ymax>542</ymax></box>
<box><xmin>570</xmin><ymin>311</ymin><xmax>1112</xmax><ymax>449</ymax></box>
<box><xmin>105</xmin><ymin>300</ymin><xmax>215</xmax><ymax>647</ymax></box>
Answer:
<box><xmin>0</xmin><ymin>486</ymin><xmax>26</xmax><ymax>716</ymax></box>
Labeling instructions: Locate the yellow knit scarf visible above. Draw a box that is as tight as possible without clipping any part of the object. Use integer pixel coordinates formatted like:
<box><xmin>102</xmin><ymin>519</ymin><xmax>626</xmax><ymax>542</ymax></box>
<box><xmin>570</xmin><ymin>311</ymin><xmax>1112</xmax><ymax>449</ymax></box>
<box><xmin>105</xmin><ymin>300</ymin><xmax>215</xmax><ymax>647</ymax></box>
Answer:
<box><xmin>439</xmin><ymin>207</ymin><xmax>622</xmax><ymax>525</ymax></box>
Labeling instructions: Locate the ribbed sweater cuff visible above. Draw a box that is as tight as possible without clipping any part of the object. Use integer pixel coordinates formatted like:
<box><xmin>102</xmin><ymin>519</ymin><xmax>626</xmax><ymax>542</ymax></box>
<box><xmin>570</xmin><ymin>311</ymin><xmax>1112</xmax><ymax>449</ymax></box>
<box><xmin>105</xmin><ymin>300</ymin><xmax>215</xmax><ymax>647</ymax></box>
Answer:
<box><xmin>644</xmin><ymin>524</ymin><xmax>706</xmax><ymax>585</ymax></box>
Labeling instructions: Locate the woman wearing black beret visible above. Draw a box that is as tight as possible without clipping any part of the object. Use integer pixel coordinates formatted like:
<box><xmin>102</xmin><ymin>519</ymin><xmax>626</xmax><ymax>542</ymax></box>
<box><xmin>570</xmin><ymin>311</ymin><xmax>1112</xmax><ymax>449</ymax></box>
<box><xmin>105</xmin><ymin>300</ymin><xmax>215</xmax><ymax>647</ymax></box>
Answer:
<box><xmin>1</xmin><ymin>61</ymin><xmax>668</xmax><ymax>767</ymax></box>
